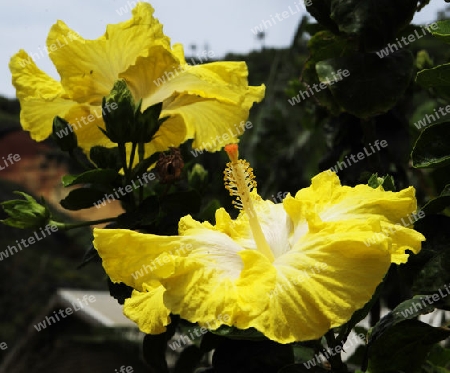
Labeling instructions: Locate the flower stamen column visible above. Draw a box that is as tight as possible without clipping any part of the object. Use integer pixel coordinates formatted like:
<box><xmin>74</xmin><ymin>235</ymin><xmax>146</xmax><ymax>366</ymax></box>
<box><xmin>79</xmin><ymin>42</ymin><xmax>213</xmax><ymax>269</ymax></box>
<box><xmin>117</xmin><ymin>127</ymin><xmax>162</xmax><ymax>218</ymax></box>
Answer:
<box><xmin>224</xmin><ymin>144</ymin><xmax>275</xmax><ymax>262</ymax></box>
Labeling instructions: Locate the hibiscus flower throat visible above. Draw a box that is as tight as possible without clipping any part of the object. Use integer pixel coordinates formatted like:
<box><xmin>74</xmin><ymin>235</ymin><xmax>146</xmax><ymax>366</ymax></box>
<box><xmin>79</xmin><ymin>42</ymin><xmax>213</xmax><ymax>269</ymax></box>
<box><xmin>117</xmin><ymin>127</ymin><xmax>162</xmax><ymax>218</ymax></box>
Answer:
<box><xmin>223</xmin><ymin>144</ymin><xmax>275</xmax><ymax>262</ymax></box>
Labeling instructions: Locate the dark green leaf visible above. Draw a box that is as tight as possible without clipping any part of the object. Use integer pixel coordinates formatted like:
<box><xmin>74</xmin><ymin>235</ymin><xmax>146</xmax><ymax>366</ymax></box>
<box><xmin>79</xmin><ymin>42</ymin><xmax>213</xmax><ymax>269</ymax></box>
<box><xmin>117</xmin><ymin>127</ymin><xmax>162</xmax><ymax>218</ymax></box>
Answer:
<box><xmin>367</xmin><ymin>319</ymin><xmax>450</xmax><ymax>373</ymax></box>
<box><xmin>330</xmin><ymin>0</ymin><xmax>417</xmax><ymax>50</ymax></box>
<box><xmin>411</xmin><ymin>122</ymin><xmax>450</xmax><ymax>168</ymax></box>
<box><xmin>278</xmin><ymin>364</ymin><xmax>329</xmax><ymax>373</ymax></box>
<box><xmin>416</xmin><ymin>64</ymin><xmax>450</xmax><ymax>101</ymax></box>
<box><xmin>422</xmin><ymin>185</ymin><xmax>450</xmax><ymax>214</ymax></box>
<box><xmin>429</xmin><ymin>20</ymin><xmax>450</xmax><ymax>43</ymax></box>
<box><xmin>173</xmin><ymin>345</ymin><xmax>203</xmax><ymax>373</ymax></box>
<box><xmin>136</xmin><ymin>102</ymin><xmax>165</xmax><ymax>143</ymax></box>
<box><xmin>77</xmin><ymin>245</ymin><xmax>100</xmax><ymax>269</ymax></box>
<box><xmin>306</xmin><ymin>0</ymin><xmax>339</xmax><ymax>34</ymax></box>
<box><xmin>62</xmin><ymin>169</ymin><xmax>119</xmax><ymax>187</ymax></box>
<box><xmin>211</xmin><ymin>326</ymin><xmax>267</xmax><ymax>341</ymax></box>
<box><xmin>316</xmin><ymin>50</ymin><xmax>414</xmax><ymax>118</ymax></box>
<box><xmin>335</xmin><ymin>280</ymin><xmax>383</xmax><ymax>344</ymax></box>
<box><xmin>196</xmin><ymin>199</ymin><xmax>221</xmax><ymax>223</ymax></box>
<box><xmin>131</xmin><ymin>152</ymin><xmax>160</xmax><ymax>179</ymax></box>
<box><xmin>52</xmin><ymin>116</ymin><xmax>78</xmax><ymax>151</ymax></box>
<box><xmin>212</xmin><ymin>339</ymin><xmax>294</xmax><ymax>372</ymax></box>
<box><xmin>299</xmin><ymin>31</ymin><xmax>357</xmax><ymax>115</ymax></box>
<box><xmin>59</xmin><ymin>188</ymin><xmax>108</xmax><ymax>210</ymax></box>
<box><xmin>160</xmin><ymin>190</ymin><xmax>201</xmax><ymax>216</ymax></box>
<box><xmin>143</xmin><ymin>333</ymin><xmax>169</xmax><ymax>373</ymax></box>
<box><xmin>292</xmin><ymin>344</ymin><xmax>317</xmax><ymax>364</ymax></box>
<box><xmin>90</xmin><ymin>146</ymin><xmax>122</xmax><ymax>171</ymax></box>
<box><xmin>116</xmin><ymin>195</ymin><xmax>160</xmax><ymax>229</ymax></box>
<box><xmin>199</xmin><ymin>332</ymin><xmax>224</xmax><ymax>354</ymax></box>
<box><xmin>409</xmin><ymin>215</ymin><xmax>450</xmax><ymax>305</ymax></box>
<box><xmin>142</xmin><ymin>316</ymin><xmax>179</xmax><ymax>373</ymax></box>
<box><xmin>426</xmin><ymin>344</ymin><xmax>450</xmax><ymax>370</ymax></box>
<box><xmin>367</xmin><ymin>174</ymin><xmax>396</xmax><ymax>191</ymax></box>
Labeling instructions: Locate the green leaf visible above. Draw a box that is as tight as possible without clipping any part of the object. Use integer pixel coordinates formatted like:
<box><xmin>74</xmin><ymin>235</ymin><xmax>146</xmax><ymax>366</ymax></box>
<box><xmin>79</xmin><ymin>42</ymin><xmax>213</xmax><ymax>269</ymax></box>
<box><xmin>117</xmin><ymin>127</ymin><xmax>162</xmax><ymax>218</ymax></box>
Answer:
<box><xmin>422</xmin><ymin>185</ymin><xmax>450</xmax><ymax>214</ymax></box>
<box><xmin>390</xmin><ymin>296</ymin><xmax>436</xmax><ymax>321</ymax></box>
<box><xmin>429</xmin><ymin>20</ymin><xmax>450</xmax><ymax>43</ymax></box>
<box><xmin>62</xmin><ymin>169</ymin><xmax>119</xmax><ymax>187</ymax></box>
<box><xmin>367</xmin><ymin>320</ymin><xmax>450</xmax><ymax>373</ymax></box>
<box><xmin>300</xmin><ymin>31</ymin><xmax>357</xmax><ymax>114</ymax></box>
<box><xmin>89</xmin><ymin>146</ymin><xmax>122</xmax><ymax>171</ymax></box>
<box><xmin>59</xmin><ymin>188</ymin><xmax>109</xmax><ymax>210</ymax></box>
<box><xmin>292</xmin><ymin>344</ymin><xmax>317</xmax><ymax>364</ymax></box>
<box><xmin>330</xmin><ymin>0</ymin><xmax>418</xmax><ymax>50</ymax></box>
<box><xmin>211</xmin><ymin>326</ymin><xmax>267</xmax><ymax>341</ymax></box>
<box><xmin>316</xmin><ymin>50</ymin><xmax>414</xmax><ymax>118</ymax></box>
<box><xmin>367</xmin><ymin>173</ymin><xmax>396</xmax><ymax>191</ymax></box>
<box><xmin>411</xmin><ymin>122</ymin><xmax>450</xmax><ymax>168</ymax></box>
<box><xmin>416</xmin><ymin>64</ymin><xmax>450</xmax><ymax>101</ymax></box>
<box><xmin>427</xmin><ymin>344</ymin><xmax>450</xmax><ymax>369</ymax></box>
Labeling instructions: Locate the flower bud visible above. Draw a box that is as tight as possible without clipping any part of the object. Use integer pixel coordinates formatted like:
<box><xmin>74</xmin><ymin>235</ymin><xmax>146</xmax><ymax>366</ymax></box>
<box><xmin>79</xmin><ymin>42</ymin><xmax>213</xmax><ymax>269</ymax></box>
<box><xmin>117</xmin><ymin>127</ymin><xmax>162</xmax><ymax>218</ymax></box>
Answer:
<box><xmin>101</xmin><ymin>80</ymin><xmax>135</xmax><ymax>143</ymax></box>
<box><xmin>188</xmin><ymin>163</ymin><xmax>208</xmax><ymax>190</ymax></box>
<box><xmin>1</xmin><ymin>192</ymin><xmax>53</xmax><ymax>229</ymax></box>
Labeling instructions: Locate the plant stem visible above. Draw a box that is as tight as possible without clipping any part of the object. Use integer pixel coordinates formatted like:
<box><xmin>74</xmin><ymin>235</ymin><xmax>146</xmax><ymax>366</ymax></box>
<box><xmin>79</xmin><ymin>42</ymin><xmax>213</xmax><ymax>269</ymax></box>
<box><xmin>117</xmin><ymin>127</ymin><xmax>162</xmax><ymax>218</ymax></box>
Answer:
<box><xmin>118</xmin><ymin>142</ymin><xmax>136</xmax><ymax>207</ymax></box>
<box><xmin>51</xmin><ymin>217</ymin><xmax>117</xmax><ymax>231</ymax></box>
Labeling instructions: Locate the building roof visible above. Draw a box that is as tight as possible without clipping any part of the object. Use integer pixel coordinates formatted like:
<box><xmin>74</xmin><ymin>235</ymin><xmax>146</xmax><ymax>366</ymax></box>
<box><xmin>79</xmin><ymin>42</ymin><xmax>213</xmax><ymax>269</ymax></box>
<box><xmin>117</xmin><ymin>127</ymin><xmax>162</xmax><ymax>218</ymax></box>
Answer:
<box><xmin>56</xmin><ymin>289</ymin><xmax>136</xmax><ymax>327</ymax></box>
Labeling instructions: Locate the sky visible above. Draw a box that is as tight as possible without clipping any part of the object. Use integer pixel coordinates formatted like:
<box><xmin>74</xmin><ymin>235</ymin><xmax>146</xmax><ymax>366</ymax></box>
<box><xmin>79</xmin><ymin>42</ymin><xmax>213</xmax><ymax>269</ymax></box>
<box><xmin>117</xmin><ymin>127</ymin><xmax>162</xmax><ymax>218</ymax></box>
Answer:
<box><xmin>0</xmin><ymin>0</ymin><xmax>446</xmax><ymax>98</ymax></box>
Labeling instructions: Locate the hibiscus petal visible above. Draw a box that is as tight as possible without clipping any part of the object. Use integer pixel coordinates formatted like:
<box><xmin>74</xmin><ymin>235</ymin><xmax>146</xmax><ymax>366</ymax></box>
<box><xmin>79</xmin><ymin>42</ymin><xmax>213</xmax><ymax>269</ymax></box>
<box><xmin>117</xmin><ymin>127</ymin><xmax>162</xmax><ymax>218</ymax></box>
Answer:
<box><xmin>9</xmin><ymin>50</ymin><xmax>80</xmax><ymax>141</ymax></box>
<box><xmin>161</xmin><ymin>95</ymin><xmax>258</xmax><ymax>151</ymax></box>
<box><xmin>124</xmin><ymin>282</ymin><xmax>171</xmax><ymax>334</ymax></box>
<box><xmin>284</xmin><ymin>171</ymin><xmax>425</xmax><ymax>262</ymax></box>
<box><xmin>252</xmin><ymin>220</ymin><xmax>393</xmax><ymax>343</ymax></box>
<box><xmin>47</xmin><ymin>3</ymin><xmax>169</xmax><ymax>104</ymax></box>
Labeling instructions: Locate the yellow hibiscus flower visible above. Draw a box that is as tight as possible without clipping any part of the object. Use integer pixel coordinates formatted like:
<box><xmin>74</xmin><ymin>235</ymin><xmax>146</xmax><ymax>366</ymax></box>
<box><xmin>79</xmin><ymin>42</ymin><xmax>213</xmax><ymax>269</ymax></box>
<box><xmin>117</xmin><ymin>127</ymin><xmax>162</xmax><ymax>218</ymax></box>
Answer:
<box><xmin>9</xmin><ymin>3</ymin><xmax>265</xmax><ymax>156</ymax></box>
<box><xmin>93</xmin><ymin>145</ymin><xmax>425</xmax><ymax>344</ymax></box>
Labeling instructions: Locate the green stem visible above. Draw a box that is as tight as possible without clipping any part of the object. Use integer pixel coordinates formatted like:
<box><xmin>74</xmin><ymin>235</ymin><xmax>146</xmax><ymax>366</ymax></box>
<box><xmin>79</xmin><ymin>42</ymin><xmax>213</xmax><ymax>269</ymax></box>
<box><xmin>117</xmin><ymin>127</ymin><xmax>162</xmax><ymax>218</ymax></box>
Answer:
<box><xmin>138</xmin><ymin>142</ymin><xmax>145</xmax><ymax>203</ymax></box>
<box><xmin>128</xmin><ymin>142</ymin><xmax>138</xmax><ymax>174</ymax></box>
<box><xmin>51</xmin><ymin>217</ymin><xmax>117</xmax><ymax>231</ymax></box>
<box><xmin>118</xmin><ymin>143</ymin><xmax>130</xmax><ymax>181</ymax></box>
<box><xmin>325</xmin><ymin>330</ymin><xmax>348</xmax><ymax>373</ymax></box>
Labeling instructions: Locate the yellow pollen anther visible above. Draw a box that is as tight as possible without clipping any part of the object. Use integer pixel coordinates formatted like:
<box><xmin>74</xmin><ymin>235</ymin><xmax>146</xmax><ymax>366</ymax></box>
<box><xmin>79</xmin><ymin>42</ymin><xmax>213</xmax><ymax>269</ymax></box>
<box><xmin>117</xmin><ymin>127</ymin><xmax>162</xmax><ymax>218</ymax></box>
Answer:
<box><xmin>223</xmin><ymin>144</ymin><xmax>274</xmax><ymax>262</ymax></box>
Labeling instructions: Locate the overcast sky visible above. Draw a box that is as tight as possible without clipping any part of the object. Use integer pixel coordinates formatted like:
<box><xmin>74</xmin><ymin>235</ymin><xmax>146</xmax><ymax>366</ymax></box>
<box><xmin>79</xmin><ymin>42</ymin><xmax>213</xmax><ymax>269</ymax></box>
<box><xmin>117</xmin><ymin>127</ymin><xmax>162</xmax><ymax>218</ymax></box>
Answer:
<box><xmin>0</xmin><ymin>0</ymin><xmax>446</xmax><ymax>98</ymax></box>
